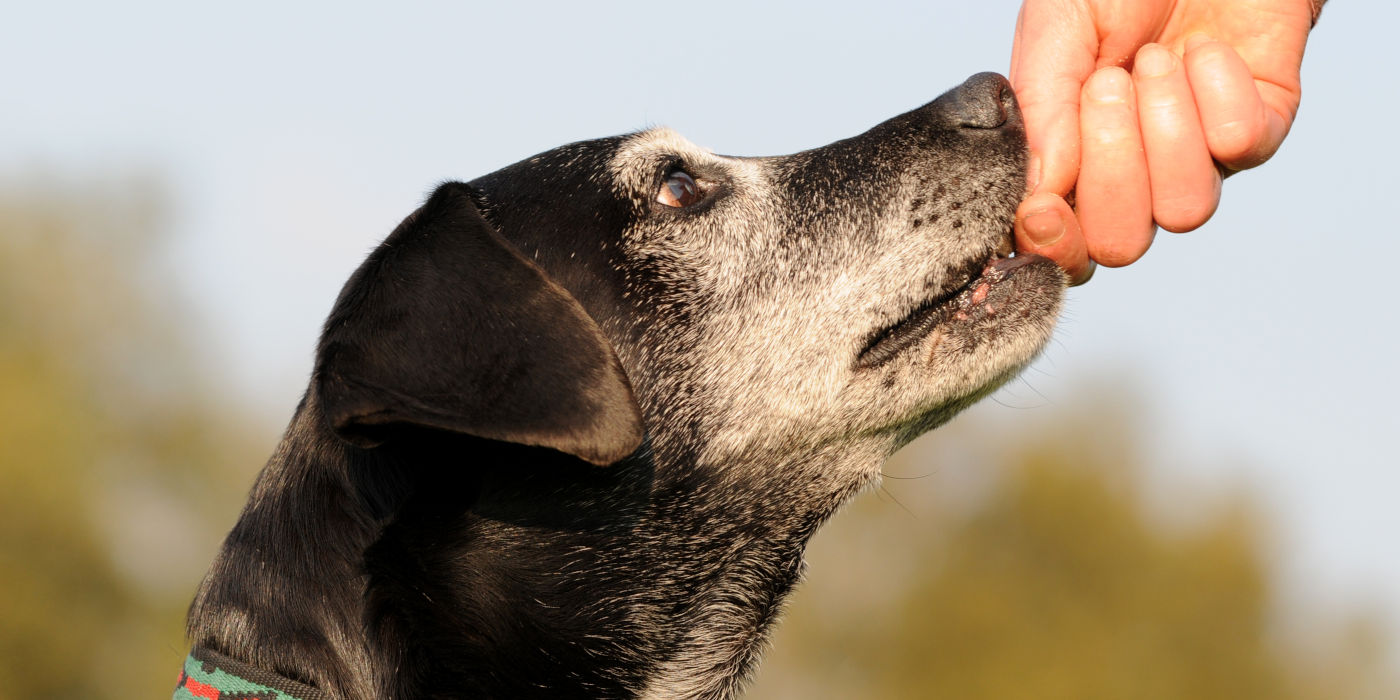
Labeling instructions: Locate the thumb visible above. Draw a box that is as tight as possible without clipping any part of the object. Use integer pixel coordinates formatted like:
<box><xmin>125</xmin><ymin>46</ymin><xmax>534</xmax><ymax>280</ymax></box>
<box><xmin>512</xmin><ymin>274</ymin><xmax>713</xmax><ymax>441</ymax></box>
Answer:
<box><xmin>1010</xmin><ymin>0</ymin><xmax>1099</xmax><ymax>197</ymax></box>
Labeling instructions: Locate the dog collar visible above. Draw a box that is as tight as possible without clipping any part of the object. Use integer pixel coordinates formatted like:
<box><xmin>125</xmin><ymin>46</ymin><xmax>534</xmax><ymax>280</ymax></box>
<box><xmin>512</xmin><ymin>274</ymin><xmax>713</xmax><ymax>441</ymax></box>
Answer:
<box><xmin>174</xmin><ymin>647</ymin><xmax>331</xmax><ymax>700</ymax></box>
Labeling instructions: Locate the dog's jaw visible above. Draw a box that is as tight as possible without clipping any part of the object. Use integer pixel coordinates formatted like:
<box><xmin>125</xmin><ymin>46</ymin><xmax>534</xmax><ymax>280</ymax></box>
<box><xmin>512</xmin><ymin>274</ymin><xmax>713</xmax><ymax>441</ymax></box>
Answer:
<box><xmin>854</xmin><ymin>250</ymin><xmax>1064</xmax><ymax>415</ymax></box>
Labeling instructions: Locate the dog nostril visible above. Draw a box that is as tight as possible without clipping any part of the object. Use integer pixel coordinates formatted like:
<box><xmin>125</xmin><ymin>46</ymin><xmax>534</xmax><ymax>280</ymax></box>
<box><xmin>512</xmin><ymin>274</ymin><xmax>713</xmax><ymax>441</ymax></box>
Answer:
<box><xmin>950</xmin><ymin>72</ymin><xmax>1014</xmax><ymax>130</ymax></box>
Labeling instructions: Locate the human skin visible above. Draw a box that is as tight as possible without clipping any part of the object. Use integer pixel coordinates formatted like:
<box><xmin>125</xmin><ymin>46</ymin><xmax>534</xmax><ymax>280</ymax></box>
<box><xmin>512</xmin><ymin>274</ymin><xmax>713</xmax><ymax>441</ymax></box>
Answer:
<box><xmin>1010</xmin><ymin>0</ymin><xmax>1324</xmax><ymax>284</ymax></box>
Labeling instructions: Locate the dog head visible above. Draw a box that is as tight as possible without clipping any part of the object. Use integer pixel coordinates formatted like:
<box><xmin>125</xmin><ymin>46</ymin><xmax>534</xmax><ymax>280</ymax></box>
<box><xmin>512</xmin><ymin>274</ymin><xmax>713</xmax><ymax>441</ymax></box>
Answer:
<box><xmin>313</xmin><ymin>73</ymin><xmax>1064</xmax><ymax>474</ymax></box>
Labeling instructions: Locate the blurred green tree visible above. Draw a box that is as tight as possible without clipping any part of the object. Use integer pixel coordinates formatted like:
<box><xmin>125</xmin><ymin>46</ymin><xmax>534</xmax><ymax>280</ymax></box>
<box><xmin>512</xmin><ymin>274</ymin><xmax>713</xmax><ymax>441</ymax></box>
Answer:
<box><xmin>0</xmin><ymin>178</ymin><xmax>262</xmax><ymax>699</ymax></box>
<box><xmin>749</xmin><ymin>405</ymin><xmax>1398</xmax><ymax>699</ymax></box>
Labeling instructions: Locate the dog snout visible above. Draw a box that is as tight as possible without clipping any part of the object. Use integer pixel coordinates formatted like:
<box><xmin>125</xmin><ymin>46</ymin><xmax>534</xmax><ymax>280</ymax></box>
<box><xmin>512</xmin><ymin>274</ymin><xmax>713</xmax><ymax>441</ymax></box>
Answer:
<box><xmin>946</xmin><ymin>72</ymin><xmax>1017</xmax><ymax>130</ymax></box>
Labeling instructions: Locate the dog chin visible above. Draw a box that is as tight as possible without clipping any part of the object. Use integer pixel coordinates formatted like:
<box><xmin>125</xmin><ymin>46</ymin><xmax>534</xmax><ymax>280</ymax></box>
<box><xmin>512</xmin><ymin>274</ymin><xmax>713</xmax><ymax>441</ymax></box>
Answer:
<box><xmin>921</xmin><ymin>254</ymin><xmax>1063</xmax><ymax>395</ymax></box>
<box><xmin>857</xmin><ymin>252</ymin><xmax>1064</xmax><ymax>439</ymax></box>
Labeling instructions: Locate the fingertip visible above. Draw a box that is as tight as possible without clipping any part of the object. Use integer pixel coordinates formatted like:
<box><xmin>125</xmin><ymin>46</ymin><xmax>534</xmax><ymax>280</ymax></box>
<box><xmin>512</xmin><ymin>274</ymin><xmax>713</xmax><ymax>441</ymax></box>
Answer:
<box><xmin>1015</xmin><ymin>194</ymin><xmax>1091</xmax><ymax>283</ymax></box>
<box><xmin>1085</xmin><ymin>228</ymin><xmax>1157</xmax><ymax>267</ymax></box>
<box><xmin>1083</xmin><ymin>65</ymin><xmax>1133</xmax><ymax>103</ymax></box>
<box><xmin>1133</xmin><ymin>42</ymin><xmax>1222</xmax><ymax>233</ymax></box>
<box><xmin>1229</xmin><ymin>105</ymin><xmax>1290</xmax><ymax>171</ymax></box>
<box><xmin>1077</xmin><ymin>66</ymin><xmax>1153</xmax><ymax>268</ymax></box>
<box><xmin>1017</xmin><ymin>193</ymin><xmax>1073</xmax><ymax>245</ymax></box>
<box><xmin>1020</xmin><ymin>205</ymin><xmax>1066</xmax><ymax>248</ymax></box>
<box><xmin>1210</xmin><ymin>117</ymin><xmax>1273</xmax><ymax>169</ymax></box>
<box><xmin>1183</xmin><ymin>39</ymin><xmax>1274</xmax><ymax>169</ymax></box>
<box><xmin>1133</xmin><ymin>43</ymin><xmax>1176</xmax><ymax>80</ymax></box>
<box><xmin>1154</xmin><ymin>171</ymin><xmax>1221</xmax><ymax>233</ymax></box>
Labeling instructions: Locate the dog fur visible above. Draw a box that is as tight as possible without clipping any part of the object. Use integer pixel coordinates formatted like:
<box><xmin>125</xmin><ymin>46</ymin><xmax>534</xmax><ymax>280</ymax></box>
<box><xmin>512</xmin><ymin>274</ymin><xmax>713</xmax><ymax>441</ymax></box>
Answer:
<box><xmin>186</xmin><ymin>72</ymin><xmax>1065</xmax><ymax>699</ymax></box>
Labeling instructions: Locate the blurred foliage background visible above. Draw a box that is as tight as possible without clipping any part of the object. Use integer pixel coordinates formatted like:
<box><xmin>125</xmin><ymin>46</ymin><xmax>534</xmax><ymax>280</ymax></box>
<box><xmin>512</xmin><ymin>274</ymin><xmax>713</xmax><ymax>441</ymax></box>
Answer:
<box><xmin>0</xmin><ymin>178</ymin><xmax>1394</xmax><ymax>698</ymax></box>
<box><xmin>0</xmin><ymin>177</ymin><xmax>259</xmax><ymax>697</ymax></box>
<box><xmin>750</xmin><ymin>408</ymin><xmax>1399</xmax><ymax>699</ymax></box>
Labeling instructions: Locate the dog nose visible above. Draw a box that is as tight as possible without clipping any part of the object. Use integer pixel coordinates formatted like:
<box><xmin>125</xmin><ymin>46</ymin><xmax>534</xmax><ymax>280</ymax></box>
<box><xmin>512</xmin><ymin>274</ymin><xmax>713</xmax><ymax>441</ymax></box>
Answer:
<box><xmin>945</xmin><ymin>72</ymin><xmax>1016</xmax><ymax>129</ymax></box>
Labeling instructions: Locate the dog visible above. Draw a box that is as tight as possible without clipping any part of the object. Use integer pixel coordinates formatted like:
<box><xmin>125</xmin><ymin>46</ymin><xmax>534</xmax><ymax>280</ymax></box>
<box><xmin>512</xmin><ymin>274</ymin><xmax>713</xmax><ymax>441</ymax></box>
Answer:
<box><xmin>180</xmin><ymin>72</ymin><xmax>1065</xmax><ymax>700</ymax></box>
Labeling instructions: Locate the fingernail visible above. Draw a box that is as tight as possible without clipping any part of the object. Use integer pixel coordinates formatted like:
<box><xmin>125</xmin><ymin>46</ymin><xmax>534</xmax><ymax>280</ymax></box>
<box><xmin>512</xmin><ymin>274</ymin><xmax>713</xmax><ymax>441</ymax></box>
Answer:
<box><xmin>1084</xmin><ymin>68</ymin><xmax>1130</xmax><ymax>104</ymax></box>
<box><xmin>1135</xmin><ymin>44</ymin><xmax>1174</xmax><ymax>79</ymax></box>
<box><xmin>1022</xmin><ymin>208</ymin><xmax>1064</xmax><ymax>246</ymax></box>
<box><xmin>1071</xmin><ymin>260</ymin><xmax>1098</xmax><ymax>287</ymax></box>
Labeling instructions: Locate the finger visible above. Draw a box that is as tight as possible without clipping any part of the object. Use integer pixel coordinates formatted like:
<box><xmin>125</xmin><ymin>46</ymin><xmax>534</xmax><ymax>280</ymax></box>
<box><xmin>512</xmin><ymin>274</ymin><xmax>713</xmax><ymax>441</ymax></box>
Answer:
<box><xmin>1133</xmin><ymin>43</ymin><xmax>1221</xmax><ymax>233</ymax></box>
<box><xmin>1014</xmin><ymin>191</ymin><xmax>1093</xmax><ymax>286</ymax></box>
<box><xmin>1009</xmin><ymin>0</ymin><xmax>1098</xmax><ymax>197</ymax></box>
<box><xmin>1076</xmin><ymin>67</ymin><xmax>1155</xmax><ymax>267</ymax></box>
<box><xmin>1177</xmin><ymin>2</ymin><xmax>1311</xmax><ymax>169</ymax></box>
<box><xmin>1183</xmin><ymin>36</ymin><xmax>1289</xmax><ymax>171</ymax></box>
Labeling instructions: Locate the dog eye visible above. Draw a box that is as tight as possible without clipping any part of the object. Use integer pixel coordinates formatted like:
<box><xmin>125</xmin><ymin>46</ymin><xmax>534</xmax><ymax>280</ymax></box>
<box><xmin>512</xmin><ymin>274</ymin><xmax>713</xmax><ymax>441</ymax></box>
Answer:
<box><xmin>657</xmin><ymin>170</ymin><xmax>702</xmax><ymax>208</ymax></box>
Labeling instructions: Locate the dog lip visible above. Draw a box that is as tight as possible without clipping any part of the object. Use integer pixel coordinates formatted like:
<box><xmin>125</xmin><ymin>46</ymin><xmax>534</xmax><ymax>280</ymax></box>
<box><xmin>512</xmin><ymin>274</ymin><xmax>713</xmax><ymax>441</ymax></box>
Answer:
<box><xmin>854</xmin><ymin>252</ymin><xmax>1047</xmax><ymax>370</ymax></box>
<box><xmin>855</xmin><ymin>255</ymin><xmax>990</xmax><ymax>369</ymax></box>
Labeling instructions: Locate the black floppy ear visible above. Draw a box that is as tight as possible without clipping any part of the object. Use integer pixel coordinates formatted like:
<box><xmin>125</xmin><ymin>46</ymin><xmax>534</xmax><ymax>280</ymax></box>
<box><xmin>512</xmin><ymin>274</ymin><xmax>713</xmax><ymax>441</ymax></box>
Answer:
<box><xmin>313</xmin><ymin>182</ymin><xmax>644</xmax><ymax>466</ymax></box>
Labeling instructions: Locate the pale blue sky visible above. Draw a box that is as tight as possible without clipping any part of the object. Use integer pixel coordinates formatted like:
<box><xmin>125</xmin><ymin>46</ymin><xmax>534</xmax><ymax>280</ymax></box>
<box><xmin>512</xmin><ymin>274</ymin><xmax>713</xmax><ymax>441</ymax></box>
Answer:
<box><xmin>5</xmin><ymin>0</ymin><xmax>1395</xmax><ymax>649</ymax></box>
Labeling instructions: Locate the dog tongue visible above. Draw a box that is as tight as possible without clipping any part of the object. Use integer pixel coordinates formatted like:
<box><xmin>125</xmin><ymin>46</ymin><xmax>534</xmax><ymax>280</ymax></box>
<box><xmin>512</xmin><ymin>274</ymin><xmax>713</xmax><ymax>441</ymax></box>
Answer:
<box><xmin>989</xmin><ymin>254</ymin><xmax>1040</xmax><ymax>275</ymax></box>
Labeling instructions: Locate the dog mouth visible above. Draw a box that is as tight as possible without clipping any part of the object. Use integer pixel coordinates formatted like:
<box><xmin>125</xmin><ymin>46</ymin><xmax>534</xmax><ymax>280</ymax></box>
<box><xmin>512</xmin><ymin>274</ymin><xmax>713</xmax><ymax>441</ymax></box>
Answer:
<box><xmin>855</xmin><ymin>237</ymin><xmax>1048</xmax><ymax>369</ymax></box>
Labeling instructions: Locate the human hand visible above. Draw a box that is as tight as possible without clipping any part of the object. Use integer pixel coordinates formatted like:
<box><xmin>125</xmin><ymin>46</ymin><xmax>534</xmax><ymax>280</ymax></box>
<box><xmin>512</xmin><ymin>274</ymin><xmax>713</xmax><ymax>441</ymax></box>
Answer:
<box><xmin>1010</xmin><ymin>0</ymin><xmax>1321</xmax><ymax>284</ymax></box>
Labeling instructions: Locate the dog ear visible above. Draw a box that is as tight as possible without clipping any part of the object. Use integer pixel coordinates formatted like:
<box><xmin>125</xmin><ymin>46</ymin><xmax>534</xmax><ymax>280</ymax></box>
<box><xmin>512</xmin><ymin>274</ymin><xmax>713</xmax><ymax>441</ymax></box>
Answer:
<box><xmin>313</xmin><ymin>182</ymin><xmax>644</xmax><ymax>466</ymax></box>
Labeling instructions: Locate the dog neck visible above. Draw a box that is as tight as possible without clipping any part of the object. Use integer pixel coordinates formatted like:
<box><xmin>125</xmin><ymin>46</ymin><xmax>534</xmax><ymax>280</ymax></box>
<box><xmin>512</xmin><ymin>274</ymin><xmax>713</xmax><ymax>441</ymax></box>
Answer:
<box><xmin>187</xmin><ymin>399</ymin><xmax>878</xmax><ymax>700</ymax></box>
<box><xmin>631</xmin><ymin>444</ymin><xmax>877</xmax><ymax>699</ymax></box>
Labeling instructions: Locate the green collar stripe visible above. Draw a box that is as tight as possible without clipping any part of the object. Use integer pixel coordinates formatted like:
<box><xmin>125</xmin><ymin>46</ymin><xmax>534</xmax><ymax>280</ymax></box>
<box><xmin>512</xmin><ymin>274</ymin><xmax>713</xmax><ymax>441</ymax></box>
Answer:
<box><xmin>174</xmin><ymin>647</ymin><xmax>329</xmax><ymax>700</ymax></box>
